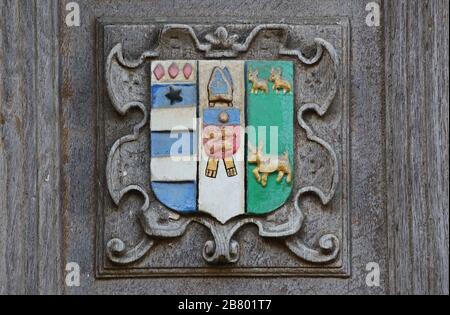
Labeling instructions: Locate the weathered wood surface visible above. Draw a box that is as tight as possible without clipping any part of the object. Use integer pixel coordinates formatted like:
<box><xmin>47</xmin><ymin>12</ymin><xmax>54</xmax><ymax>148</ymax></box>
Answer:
<box><xmin>385</xmin><ymin>0</ymin><xmax>449</xmax><ymax>295</ymax></box>
<box><xmin>0</xmin><ymin>0</ymin><xmax>447</xmax><ymax>295</ymax></box>
<box><xmin>0</xmin><ymin>0</ymin><xmax>62</xmax><ymax>294</ymax></box>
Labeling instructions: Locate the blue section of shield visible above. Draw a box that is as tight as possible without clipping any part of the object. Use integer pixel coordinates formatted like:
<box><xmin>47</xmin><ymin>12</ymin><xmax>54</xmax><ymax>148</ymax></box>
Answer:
<box><xmin>151</xmin><ymin>84</ymin><xmax>197</xmax><ymax>108</ymax></box>
<box><xmin>151</xmin><ymin>182</ymin><xmax>197</xmax><ymax>212</ymax></box>
<box><xmin>203</xmin><ymin>108</ymin><xmax>241</xmax><ymax>125</ymax></box>
<box><xmin>222</xmin><ymin>67</ymin><xmax>233</xmax><ymax>87</ymax></box>
<box><xmin>151</xmin><ymin>131</ymin><xmax>195</xmax><ymax>157</ymax></box>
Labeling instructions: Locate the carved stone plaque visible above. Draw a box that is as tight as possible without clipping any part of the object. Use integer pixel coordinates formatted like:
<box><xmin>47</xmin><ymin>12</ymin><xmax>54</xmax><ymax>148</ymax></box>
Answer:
<box><xmin>97</xmin><ymin>18</ymin><xmax>350</xmax><ymax>277</ymax></box>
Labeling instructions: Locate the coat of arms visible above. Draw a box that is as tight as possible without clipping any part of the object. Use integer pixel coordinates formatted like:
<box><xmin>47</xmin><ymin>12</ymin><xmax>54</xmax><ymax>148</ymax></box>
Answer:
<box><xmin>150</xmin><ymin>60</ymin><xmax>294</xmax><ymax>223</ymax></box>
<box><xmin>104</xmin><ymin>24</ymin><xmax>344</xmax><ymax>268</ymax></box>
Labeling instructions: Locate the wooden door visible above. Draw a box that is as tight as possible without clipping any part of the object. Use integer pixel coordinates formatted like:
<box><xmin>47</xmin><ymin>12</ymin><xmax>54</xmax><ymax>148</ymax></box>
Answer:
<box><xmin>0</xmin><ymin>0</ymin><xmax>448</xmax><ymax>295</ymax></box>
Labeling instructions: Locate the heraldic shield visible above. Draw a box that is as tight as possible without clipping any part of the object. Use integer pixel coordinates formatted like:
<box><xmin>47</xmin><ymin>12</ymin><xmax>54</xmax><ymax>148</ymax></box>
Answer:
<box><xmin>150</xmin><ymin>60</ymin><xmax>294</xmax><ymax>223</ymax></box>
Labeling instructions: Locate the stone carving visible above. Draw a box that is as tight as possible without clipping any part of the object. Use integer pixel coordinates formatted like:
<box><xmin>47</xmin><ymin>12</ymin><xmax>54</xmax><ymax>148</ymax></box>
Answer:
<box><xmin>248</xmin><ymin>69</ymin><xmax>269</xmax><ymax>94</ymax></box>
<box><xmin>248</xmin><ymin>141</ymin><xmax>292</xmax><ymax>188</ymax></box>
<box><xmin>269</xmin><ymin>67</ymin><xmax>292</xmax><ymax>94</ymax></box>
<box><xmin>205</xmin><ymin>26</ymin><xmax>240</xmax><ymax>50</ymax></box>
<box><xmin>104</xmin><ymin>23</ymin><xmax>341</xmax><ymax>266</ymax></box>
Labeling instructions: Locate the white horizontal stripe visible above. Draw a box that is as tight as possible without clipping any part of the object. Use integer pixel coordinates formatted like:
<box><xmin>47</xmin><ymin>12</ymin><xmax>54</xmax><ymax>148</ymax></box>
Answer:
<box><xmin>151</xmin><ymin>157</ymin><xmax>197</xmax><ymax>182</ymax></box>
<box><xmin>150</xmin><ymin>107</ymin><xmax>197</xmax><ymax>131</ymax></box>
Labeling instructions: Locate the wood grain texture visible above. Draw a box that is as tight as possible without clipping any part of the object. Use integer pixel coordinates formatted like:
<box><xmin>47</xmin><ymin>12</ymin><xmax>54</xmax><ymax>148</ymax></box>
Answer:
<box><xmin>35</xmin><ymin>0</ymin><xmax>63</xmax><ymax>295</ymax></box>
<box><xmin>385</xmin><ymin>0</ymin><xmax>449</xmax><ymax>295</ymax></box>
<box><xmin>0</xmin><ymin>0</ymin><xmax>35</xmax><ymax>295</ymax></box>
<box><xmin>0</xmin><ymin>0</ymin><xmax>62</xmax><ymax>294</ymax></box>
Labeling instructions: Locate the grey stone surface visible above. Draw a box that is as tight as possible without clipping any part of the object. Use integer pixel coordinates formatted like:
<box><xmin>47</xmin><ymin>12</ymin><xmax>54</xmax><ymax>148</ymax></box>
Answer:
<box><xmin>0</xmin><ymin>0</ymin><xmax>447</xmax><ymax>295</ymax></box>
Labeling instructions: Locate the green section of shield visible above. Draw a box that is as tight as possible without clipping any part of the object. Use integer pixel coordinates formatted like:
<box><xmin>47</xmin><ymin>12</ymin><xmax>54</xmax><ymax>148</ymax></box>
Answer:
<box><xmin>246</xmin><ymin>60</ymin><xmax>294</xmax><ymax>215</ymax></box>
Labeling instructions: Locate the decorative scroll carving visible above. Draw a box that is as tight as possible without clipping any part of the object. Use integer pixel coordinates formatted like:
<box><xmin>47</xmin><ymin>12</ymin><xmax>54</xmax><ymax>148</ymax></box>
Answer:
<box><xmin>105</xmin><ymin>24</ymin><xmax>341</xmax><ymax>266</ymax></box>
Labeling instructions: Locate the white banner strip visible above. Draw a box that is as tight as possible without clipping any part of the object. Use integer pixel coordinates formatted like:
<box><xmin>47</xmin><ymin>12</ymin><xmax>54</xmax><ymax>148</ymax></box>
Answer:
<box><xmin>150</xmin><ymin>107</ymin><xmax>197</xmax><ymax>131</ymax></box>
<box><xmin>150</xmin><ymin>157</ymin><xmax>197</xmax><ymax>182</ymax></box>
